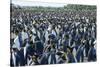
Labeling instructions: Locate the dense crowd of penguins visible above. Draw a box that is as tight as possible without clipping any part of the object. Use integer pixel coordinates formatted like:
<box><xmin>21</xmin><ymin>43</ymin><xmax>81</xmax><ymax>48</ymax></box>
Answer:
<box><xmin>10</xmin><ymin>10</ymin><xmax>97</xmax><ymax>66</ymax></box>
